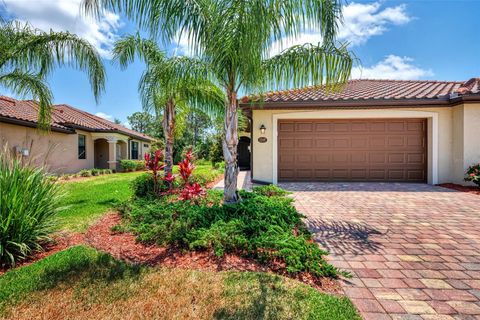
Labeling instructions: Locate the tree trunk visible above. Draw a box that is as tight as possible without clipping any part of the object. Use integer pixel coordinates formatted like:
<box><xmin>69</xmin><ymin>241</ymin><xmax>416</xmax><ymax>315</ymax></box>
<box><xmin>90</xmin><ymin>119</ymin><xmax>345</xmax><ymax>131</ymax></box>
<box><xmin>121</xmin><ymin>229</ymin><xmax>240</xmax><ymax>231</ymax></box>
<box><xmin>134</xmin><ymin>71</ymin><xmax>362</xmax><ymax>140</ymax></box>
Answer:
<box><xmin>222</xmin><ymin>88</ymin><xmax>239</xmax><ymax>203</ymax></box>
<box><xmin>163</xmin><ymin>98</ymin><xmax>175</xmax><ymax>176</ymax></box>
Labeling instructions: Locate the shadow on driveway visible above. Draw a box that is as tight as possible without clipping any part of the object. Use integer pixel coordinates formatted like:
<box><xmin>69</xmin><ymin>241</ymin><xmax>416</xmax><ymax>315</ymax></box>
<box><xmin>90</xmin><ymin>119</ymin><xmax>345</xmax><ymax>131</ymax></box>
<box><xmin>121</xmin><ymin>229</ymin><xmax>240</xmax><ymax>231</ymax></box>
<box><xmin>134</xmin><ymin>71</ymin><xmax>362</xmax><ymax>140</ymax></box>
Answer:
<box><xmin>306</xmin><ymin>218</ymin><xmax>385</xmax><ymax>255</ymax></box>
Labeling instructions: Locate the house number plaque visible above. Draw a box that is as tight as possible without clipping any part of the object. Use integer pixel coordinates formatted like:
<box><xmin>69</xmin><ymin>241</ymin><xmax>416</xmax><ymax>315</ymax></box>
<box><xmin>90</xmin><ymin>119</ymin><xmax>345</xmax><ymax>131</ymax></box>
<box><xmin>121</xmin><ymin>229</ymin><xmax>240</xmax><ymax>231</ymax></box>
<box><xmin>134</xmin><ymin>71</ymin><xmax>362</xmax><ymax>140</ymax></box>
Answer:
<box><xmin>258</xmin><ymin>137</ymin><xmax>268</xmax><ymax>143</ymax></box>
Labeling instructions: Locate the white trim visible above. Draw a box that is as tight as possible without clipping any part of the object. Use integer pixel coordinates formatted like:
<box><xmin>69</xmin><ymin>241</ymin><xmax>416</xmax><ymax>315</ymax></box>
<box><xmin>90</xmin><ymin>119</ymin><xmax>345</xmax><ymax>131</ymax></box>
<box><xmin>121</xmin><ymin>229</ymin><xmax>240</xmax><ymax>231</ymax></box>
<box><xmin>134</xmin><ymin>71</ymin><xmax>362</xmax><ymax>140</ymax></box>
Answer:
<box><xmin>272</xmin><ymin>109</ymin><xmax>439</xmax><ymax>185</ymax></box>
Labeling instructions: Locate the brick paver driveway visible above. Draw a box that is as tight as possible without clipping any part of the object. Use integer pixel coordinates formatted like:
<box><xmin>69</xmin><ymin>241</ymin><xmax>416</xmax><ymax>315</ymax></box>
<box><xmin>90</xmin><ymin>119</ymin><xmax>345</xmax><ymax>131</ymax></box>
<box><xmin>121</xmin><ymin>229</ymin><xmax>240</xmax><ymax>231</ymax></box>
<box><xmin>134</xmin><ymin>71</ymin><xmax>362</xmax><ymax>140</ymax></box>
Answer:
<box><xmin>280</xmin><ymin>183</ymin><xmax>480</xmax><ymax>320</ymax></box>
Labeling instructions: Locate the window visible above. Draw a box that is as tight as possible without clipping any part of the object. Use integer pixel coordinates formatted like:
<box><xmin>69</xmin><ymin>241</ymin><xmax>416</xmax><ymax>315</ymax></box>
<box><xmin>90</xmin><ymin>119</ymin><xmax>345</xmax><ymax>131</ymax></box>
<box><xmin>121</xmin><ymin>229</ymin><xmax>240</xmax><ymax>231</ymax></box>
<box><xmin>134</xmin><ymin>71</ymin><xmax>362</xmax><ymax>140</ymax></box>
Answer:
<box><xmin>131</xmin><ymin>141</ymin><xmax>139</xmax><ymax>159</ymax></box>
<box><xmin>144</xmin><ymin>144</ymin><xmax>149</xmax><ymax>148</ymax></box>
<box><xmin>78</xmin><ymin>134</ymin><xmax>86</xmax><ymax>159</ymax></box>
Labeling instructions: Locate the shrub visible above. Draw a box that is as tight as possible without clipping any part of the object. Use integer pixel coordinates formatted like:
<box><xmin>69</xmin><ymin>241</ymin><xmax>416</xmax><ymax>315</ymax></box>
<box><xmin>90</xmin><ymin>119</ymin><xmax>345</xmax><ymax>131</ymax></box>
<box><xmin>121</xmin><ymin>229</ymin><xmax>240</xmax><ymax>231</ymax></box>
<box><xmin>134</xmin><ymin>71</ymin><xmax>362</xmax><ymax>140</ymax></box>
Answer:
<box><xmin>465</xmin><ymin>164</ymin><xmax>480</xmax><ymax>187</ymax></box>
<box><xmin>123</xmin><ymin>188</ymin><xmax>340</xmax><ymax>277</ymax></box>
<box><xmin>103</xmin><ymin>169</ymin><xmax>113</xmax><ymax>174</ymax></box>
<box><xmin>90</xmin><ymin>168</ymin><xmax>100</xmax><ymax>176</ymax></box>
<box><xmin>135</xmin><ymin>161</ymin><xmax>145</xmax><ymax>171</ymax></box>
<box><xmin>0</xmin><ymin>150</ymin><xmax>60</xmax><ymax>267</ymax></box>
<box><xmin>131</xmin><ymin>173</ymin><xmax>180</xmax><ymax>198</ymax></box>
<box><xmin>120</xmin><ymin>159</ymin><xmax>136</xmax><ymax>171</ymax></box>
<box><xmin>252</xmin><ymin>184</ymin><xmax>291</xmax><ymax>197</ymax></box>
<box><xmin>79</xmin><ymin>169</ymin><xmax>91</xmax><ymax>177</ymax></box>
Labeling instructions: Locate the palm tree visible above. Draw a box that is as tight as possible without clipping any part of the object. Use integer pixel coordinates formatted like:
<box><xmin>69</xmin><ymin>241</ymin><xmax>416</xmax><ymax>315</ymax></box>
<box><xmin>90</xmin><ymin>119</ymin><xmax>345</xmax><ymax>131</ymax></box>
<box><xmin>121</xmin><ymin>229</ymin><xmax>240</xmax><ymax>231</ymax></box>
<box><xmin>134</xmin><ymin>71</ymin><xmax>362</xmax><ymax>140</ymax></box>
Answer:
<box><xmin>0</xmin><ymin>21</ymin><xmax>105</xmax><ymax>130</ymax></box>
<box><xmin>112</xmin><ymin>35</ymin><xmax>224</xmax><ymax>176</ymax></box>
<box><xmin>83</xmin><ymin>0</ymin><xmax>354</xmax><ymax>203</ymax></box>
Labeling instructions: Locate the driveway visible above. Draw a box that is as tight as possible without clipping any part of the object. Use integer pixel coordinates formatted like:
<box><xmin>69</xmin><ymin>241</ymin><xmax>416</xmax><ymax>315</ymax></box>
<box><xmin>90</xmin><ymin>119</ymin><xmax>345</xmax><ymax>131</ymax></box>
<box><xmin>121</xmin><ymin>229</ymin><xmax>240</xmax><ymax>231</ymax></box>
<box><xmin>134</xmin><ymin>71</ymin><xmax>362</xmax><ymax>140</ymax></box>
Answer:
<box><xmin>279</xmin><ymin>182</ymin><xmax>480</xmax><ymax>320</ymax></box>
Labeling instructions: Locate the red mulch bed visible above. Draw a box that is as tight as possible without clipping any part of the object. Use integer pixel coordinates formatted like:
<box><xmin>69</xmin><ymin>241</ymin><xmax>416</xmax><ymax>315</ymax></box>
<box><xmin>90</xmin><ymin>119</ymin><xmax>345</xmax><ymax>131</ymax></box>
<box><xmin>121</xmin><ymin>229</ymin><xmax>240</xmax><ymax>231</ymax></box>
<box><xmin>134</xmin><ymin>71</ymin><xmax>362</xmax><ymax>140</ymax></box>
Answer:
<box><xmin>0</xmin><ymin>232</ymin><xmax>84</xmax><ymax>276</ymax></box>
<box><xmin>85</xmin><ymin>213</ymin><xmax>341</xmax><ymax>293</ymax></box>
<box><xmin>438</xmin><ymin>183</ymin><xmax>480</xmax><ymax>195</ymax></box>
<box><xmin>1</xmin><ymin>201</ymin><xmax>341</xmax><ymax>294</ymax></box>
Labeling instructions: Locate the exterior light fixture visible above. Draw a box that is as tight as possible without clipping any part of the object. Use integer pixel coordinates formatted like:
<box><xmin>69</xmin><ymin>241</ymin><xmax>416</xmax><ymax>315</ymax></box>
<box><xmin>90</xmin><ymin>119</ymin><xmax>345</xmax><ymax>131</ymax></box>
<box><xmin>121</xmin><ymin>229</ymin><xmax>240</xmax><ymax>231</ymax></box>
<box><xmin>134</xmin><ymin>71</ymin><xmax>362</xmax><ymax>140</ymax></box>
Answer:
<box><xmin>260</xmin><ymin>124</ymin><xmax>266</xmax><ymax>135</ymax></box>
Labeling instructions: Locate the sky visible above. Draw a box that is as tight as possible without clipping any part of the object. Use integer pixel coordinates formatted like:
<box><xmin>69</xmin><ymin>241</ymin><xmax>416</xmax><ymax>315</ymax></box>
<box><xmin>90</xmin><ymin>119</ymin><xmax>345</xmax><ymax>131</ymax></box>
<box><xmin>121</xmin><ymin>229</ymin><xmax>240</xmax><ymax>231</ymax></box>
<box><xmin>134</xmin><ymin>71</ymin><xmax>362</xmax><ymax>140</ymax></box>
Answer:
<box><xmin>0</xmin><ymin>0</ymin><xmax>479</xmax><ymax>127</ymax></box>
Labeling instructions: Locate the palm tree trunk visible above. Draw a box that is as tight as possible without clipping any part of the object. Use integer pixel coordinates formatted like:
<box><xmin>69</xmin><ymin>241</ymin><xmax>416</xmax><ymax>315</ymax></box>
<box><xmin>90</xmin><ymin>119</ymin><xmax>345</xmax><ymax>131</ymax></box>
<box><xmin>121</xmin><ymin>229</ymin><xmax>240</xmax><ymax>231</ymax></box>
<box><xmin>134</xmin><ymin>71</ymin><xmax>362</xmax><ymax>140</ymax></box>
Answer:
<box><xmin>223</xmin><ymin>88</ymin><xmax>239</xmax><ymax>203</ymax></box>
<box><xmin>163</xmin><ymin>98</ymin><xmax>175</xmax><ymax>176</ymax></box>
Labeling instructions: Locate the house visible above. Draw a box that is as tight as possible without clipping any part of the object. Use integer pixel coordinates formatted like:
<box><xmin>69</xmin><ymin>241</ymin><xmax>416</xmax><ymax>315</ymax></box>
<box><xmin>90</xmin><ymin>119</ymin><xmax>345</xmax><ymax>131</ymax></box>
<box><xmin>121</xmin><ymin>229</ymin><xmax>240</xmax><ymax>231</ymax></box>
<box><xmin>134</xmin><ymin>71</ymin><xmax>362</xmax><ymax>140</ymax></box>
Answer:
<box><xmin>0</xmin><ymin>96</ymin><xmax>155</xmax><ymax>173</ymax></box>
<box><xmin>240</xmin><ymin>78</ymin><xmax>480</xmax><ymax>185</ymax></box>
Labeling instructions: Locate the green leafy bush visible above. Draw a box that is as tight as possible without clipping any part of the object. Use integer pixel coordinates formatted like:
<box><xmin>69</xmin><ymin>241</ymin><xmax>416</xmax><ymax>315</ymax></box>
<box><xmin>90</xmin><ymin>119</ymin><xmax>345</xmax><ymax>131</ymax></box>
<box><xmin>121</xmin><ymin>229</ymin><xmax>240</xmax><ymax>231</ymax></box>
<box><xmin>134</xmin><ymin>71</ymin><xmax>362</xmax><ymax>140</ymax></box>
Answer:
<box><xmin>79</xmin><ymin>169</ymin><xmax>91</xmax><ymax>177</ymax></box>
<box><xmin>0</xmin><ymin>150</ymin><xmax>60</xmax><ymax>267</ymax></box>
<box><xmin>131</xmin><ymin>173</ymin><xmax>180</xmax><ymax>198</ymax></box>
<box><xmin>252</xmin><ymin>184</ymin><xmax>291</xmax><ymax>197</ymax></box>
<box><xmin>90</xmin><ymin>168</ymin><xmax>101</xmax><ymax>176</ymax></box>
<box><xmin>120</xmin><ymin>159</ymin><xmax>144</xmax><ymax>172</ymax></box>
<box><xmin>122</xmin><ymin>188</ymin><xmax>339</xmax><ymax>277</ymax></box>
<box><xmin>465</xmin><ymin>164</ymin><xmax>480</xmax><ymax>187</ymax></box>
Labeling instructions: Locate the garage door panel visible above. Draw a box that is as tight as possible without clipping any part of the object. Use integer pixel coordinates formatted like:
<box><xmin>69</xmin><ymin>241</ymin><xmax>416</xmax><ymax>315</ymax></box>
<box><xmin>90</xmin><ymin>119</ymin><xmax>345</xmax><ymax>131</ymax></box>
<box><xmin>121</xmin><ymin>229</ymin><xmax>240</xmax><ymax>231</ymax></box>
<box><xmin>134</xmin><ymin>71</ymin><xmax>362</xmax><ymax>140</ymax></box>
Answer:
<box><xmin>295</xmin><ymin>139</ymin><xmax>313</xmax><ymax>148</ymax></box>
<box><xmin>278</xmin><ymin>119</ymin><xmax>427</xmax><ymax>182</ymax></box>
<box><xmin>279</xmin><ymin>138</ymin><xmax>295</xmax><ymax>148</ymax></box>
<box><xmin>296</xmin><ymin>122</ymin><xmax>314</xmax><ymax>132</ymax></box>
<box><xmin>333</xmin><ymin>138</ymin><xmax>349</xmax><ymax>148</ymax></box>
<box><xmin>351</xmin><ymin>122</ymin><xmax>369</xmax><ymax>132</ymax></box>
<box><xmin>351</xmin><ymin>137</ymin><xmax>368</xmax><ymax>148</ymax></box>
<box><xmin>315</xmin><ymin>139</ymin><xmax>330</xmax><ymax>148</ymax></box>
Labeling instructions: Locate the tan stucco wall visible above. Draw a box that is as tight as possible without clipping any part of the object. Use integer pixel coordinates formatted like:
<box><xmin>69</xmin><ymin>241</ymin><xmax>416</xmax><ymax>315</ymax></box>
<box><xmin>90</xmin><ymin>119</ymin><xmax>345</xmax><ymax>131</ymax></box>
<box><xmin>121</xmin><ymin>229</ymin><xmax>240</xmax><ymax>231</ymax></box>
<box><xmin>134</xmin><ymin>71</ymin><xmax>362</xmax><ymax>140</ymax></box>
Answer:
<box><xmin>455</xmin><ymin>103</ymin><xmax>480</xmax><ymax>185</ymax></box>
<box><xmin>251</xmin><ymin>106</ymin><xmax>464</xmax><ymax>184</ymax></box>
<box><xmin>0</xmin><ymin>122</ymin><xmax>152</xmax><ymax>173</ymax></box>
<box><xmin>0</xmin><ymin>122</ymin><xmax>94</xmax><ymax>173</ymax></box>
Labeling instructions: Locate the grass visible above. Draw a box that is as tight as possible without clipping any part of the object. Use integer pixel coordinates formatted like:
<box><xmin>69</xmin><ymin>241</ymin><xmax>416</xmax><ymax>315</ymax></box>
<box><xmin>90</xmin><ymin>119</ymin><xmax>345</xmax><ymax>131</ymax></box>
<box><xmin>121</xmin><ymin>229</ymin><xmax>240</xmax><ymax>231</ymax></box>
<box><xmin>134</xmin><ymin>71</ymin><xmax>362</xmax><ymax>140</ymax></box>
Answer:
<box><xmin>57</xmin><ymin>171</ymin><xmax>144</xmax><ymax>232</ymax></box>
<box><xmin>57</xmin><ymin>165</ymin><xmax>221</xmax><ymax>232</ymax></box>
<box><xmin>0</xmin><ymin>246</ymin><xmax>360</xmax><ymax>320</ymax></box>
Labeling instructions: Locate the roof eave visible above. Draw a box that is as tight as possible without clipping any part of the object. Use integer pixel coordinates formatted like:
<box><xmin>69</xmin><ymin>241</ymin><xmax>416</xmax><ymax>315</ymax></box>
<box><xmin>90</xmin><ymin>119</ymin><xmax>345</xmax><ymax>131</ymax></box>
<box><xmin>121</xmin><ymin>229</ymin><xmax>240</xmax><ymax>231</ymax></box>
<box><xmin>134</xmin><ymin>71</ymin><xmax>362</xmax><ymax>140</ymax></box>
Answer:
<box><xmin>62</xmin><ymin>123</ymin><xmax>155</xmax><ymax>142</ymax></box>
<box><xmin>0</xmin><ymin>116</ymin><xmax>75</xmax><ymax>134</ymax></box>
<box><xmin>240</xmin><ymin>95</ymin><xmax>480</xmax><ymax>109</ymax></box>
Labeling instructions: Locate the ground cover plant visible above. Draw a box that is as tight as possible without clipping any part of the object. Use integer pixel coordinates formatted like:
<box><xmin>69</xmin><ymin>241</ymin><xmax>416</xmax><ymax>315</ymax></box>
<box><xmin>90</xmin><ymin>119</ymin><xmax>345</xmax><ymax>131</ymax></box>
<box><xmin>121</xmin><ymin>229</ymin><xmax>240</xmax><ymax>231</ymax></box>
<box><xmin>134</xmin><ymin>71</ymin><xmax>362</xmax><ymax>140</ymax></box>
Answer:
<box><xmin>465</xmin><ymin>164</ymin><xmax>480</xmax><ymax>187</ymax></box>
<box><xmin>122</xmin><ymin>184</ymin><xmax>341</xmax><ymax>278</ymax></box>
<box><xmin>0</xmin><ymin>246</ymin><xmax>360</xmax><ymax>319</ymax></box>
<box><xmin>0</xmin><ymin>150</ymin><xmax>60</xmax><ymax>267</ymax></box>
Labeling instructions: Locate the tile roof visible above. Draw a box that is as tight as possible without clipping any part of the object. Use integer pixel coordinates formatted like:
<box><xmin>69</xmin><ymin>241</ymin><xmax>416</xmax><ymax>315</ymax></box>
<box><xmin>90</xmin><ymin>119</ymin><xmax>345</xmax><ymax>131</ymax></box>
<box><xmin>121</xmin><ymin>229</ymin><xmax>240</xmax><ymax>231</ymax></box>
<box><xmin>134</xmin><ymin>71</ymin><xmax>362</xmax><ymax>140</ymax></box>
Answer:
<box><xmin>241</xmin><ymin>78</ymin><xmax>480</xmax><ymax>104</ymax></box>
<box><xmin>0</xmin><ymin>96</ymin><xmax>155</xmax><ymax>141</ymax></box>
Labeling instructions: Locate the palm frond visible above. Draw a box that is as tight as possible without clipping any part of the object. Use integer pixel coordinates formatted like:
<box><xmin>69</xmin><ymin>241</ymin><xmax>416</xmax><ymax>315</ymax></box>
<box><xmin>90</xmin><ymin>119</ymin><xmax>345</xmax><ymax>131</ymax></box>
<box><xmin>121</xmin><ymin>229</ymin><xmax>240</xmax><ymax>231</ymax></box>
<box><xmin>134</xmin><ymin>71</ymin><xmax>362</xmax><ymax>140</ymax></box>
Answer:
<box><xmin>260</xmin><ymin>42</ymin><xmax>355</xmax><ymax>93</ymax></box>
<box><xmin>0</xmin><ymin>21</ymin><xmax>105</xmax><ymax>102</ymax></box>
<box><xmin>0</xmin><ymin>70</ymin><xmax>53</xmax><ymax>130</ymax></box>
<box><xmin>112</xmin><ymin>33</ymin><xmax>165</xmax><ymax>68</ymax></box>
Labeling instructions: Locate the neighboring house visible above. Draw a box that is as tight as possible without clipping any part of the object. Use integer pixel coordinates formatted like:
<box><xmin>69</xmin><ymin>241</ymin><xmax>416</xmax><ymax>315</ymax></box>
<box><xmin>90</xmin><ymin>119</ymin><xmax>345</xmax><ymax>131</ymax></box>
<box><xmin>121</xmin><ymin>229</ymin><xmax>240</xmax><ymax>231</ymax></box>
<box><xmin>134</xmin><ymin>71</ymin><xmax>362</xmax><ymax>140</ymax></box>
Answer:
<box><xmin>0</xmin><ymin>96</ymin><xmax>155</xmax><ymax>173</ymax></box>
<box><xmin>240</xmin><ymin>78</ymin><xmax>480</xmax><ymax>185</ymax></box>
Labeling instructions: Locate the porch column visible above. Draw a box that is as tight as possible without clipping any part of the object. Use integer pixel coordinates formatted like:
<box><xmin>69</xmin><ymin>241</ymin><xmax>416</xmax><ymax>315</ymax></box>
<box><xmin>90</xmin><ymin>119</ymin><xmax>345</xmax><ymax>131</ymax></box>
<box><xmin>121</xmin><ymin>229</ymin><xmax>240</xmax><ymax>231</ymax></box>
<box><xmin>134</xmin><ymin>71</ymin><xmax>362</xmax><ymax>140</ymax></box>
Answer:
<box><xmin>107</xmin><ymin>138</ymin><xmax>118</xmax><ymax>170</ymax></box>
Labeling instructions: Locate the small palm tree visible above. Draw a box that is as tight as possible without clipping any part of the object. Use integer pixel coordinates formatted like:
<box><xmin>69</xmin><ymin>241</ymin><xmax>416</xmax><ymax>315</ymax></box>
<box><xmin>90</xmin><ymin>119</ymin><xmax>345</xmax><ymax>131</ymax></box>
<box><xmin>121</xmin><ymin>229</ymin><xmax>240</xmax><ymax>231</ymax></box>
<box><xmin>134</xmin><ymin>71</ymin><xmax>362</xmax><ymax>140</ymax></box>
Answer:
<box><xmin>112</xmin><ymin>35</ymin><xmax>224</xmax><ymax>176</ymax></box>
<box><xmin>0</xmin><ymin>21</ymin><xmax>105</xmax><ymax>129</ymax></box>
<box><xmin>84</xmin><ymin>0</ymin><xmax>353</xmax><ymax>203</ymax></box>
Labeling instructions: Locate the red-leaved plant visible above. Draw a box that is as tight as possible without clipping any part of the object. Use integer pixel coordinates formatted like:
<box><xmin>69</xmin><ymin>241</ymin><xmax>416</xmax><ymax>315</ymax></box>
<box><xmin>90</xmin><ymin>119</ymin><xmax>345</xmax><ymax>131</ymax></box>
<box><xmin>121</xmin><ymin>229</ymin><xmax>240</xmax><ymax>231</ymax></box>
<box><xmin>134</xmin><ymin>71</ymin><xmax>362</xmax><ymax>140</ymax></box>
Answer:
<box><xmin>163</xmin><ymin>171</ymin><xmax>176</xmax><ymax>192</ymax></box>
<box><xmin>178</xmin><ymin>148</ymin><xmax>206</xmax><ymax>201</ymax></box>
<box><xmin>144</xmin><ymin>150</ymin><xmax>165</xmax><ymax>193</ymax></box>
<box><xmin>143</xmin><ymin>147</ymin><xmax>205</xmax><ymax>201</ymax></box>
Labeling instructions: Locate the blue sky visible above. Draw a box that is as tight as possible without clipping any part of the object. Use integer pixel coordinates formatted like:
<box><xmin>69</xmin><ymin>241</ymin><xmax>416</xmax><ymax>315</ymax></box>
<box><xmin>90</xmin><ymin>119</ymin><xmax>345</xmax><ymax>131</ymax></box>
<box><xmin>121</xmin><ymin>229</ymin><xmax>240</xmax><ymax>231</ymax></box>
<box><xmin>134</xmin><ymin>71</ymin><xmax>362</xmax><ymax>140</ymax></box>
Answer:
<box><xmin>1</xmin><ymin>0</ymin><xmax>479</xmax><ymax>127</ymax></box>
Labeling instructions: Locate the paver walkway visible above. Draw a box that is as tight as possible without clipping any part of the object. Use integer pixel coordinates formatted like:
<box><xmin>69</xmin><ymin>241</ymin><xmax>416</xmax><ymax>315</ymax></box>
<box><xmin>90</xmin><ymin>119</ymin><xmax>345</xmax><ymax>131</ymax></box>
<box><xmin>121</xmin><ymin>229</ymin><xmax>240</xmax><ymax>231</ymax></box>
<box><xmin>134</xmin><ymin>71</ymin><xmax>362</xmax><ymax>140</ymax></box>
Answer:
<box><xmin>280</xmin><ymin>182</ymin><xmax>480</xmax><ymax>320</ymax></box>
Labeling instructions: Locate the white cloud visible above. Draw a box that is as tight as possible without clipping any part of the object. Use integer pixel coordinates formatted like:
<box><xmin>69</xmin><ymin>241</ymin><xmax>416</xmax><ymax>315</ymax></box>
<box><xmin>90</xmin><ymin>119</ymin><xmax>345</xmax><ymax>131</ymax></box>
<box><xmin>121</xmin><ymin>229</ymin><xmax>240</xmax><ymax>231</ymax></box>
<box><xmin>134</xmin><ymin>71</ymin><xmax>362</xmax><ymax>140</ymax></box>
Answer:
<box><xmin>172</xmin><ymin>32</ymin><xmax>196</xmax><ymax>57</ymax></box>
<box><xmin>339</xmin><ymin>2</ymin><xmax>410</xmax><ymax>46</ymax></box>
<box><xmin>268</xmin><ymin>2</ymin><xmax>411</xmax><ymax>56</ymax></box>
<box><xmin>95</xmin><ymin>112</ymin><xmax>113</xmax><ymax>121</ymax></box>
<box><xmin>351</xmin><ymin>55</ymin><xmax>433</xmax><ymax>80</ymax></box>
<box><xmin>2</xmin><ymin>0</ymin><xmax>121</xmax><ymax>58</ymax></box>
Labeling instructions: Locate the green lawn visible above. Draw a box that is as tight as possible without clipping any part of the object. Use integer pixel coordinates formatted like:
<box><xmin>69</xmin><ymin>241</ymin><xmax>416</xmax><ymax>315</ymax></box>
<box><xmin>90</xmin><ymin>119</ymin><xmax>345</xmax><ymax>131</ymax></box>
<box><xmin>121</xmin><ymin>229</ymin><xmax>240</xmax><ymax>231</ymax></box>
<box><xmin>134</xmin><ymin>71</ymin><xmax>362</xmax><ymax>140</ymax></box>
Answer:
<box><xmin>57</xmin><ymin>171</ymin><xmax>144</xmax><ymax>232</ymax></box>
<box><xmin>57</xmin><ymin>165</ymin><xmax>222</xmax><ymax>232</ymax></box>
<box><xmin>0</xmin><ymin>246</ymin><xmax>360</xmax><ymax>320</ymax></box>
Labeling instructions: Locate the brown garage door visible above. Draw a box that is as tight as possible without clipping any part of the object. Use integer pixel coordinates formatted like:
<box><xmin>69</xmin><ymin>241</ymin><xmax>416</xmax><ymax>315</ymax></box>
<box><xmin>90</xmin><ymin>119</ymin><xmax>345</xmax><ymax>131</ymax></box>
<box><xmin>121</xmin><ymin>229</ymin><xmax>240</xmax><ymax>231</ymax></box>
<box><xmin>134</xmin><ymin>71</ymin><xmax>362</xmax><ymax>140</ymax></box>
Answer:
<box><xmin>278</xmin><ymin>119</ymin><xmax>427</xmax><ymax>182</ymax></box>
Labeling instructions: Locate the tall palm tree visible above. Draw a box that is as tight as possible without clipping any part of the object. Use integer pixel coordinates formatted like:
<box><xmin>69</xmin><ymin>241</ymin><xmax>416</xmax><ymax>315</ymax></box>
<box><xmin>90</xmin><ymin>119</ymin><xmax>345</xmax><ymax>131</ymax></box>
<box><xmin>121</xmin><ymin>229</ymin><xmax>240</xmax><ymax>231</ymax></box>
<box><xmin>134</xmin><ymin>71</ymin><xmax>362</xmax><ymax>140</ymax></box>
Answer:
<box><xmin>83</xmin><ymin>0</ymin><xmax>353</xmax><ymax>203</ymax></box>
<box><xmin>112</xmin><ymin>35</ymin><xmax>224</xmax><ymax>176</ymax></box>
<box><xmin>0</xmin><ymin>21</ymin><xmax>105</xmax><ymax>130</ymax></box>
